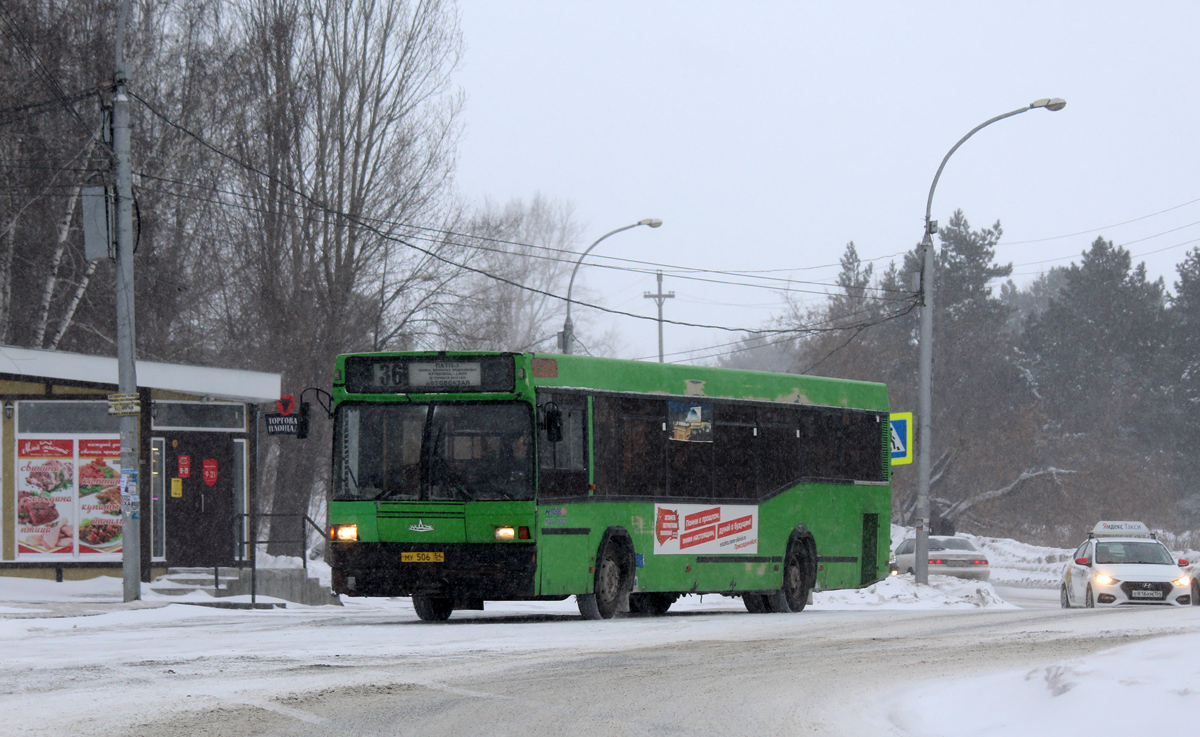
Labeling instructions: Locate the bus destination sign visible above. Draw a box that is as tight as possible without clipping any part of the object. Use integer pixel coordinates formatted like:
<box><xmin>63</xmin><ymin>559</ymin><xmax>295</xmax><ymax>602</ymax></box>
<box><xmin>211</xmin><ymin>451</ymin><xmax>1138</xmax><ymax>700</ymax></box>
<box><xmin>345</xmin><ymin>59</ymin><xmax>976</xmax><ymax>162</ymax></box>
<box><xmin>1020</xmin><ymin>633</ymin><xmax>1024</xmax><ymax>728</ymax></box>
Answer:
<box><xmin>407</xmin><ymin>361</ymin><xmax>481</xmax><ymax>388</ymax></box>
<box><xmin>344</xmin><ymin>355</ymin><xmax>515</xmax><ymax>394</ymax></box>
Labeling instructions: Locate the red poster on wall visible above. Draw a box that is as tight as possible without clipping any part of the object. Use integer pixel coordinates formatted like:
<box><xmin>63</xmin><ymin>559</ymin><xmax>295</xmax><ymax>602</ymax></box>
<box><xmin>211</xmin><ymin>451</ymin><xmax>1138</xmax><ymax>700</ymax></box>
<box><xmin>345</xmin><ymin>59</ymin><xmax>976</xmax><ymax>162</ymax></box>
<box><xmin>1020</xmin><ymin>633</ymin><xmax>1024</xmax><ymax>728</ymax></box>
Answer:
<box><xmin>77</xmin><ymin>439</ymin><xmax>122</xmax><ymax>555</ymax></box>
<box><xmin>178</xmin><ymin>455</ymin><xmax>191</xmax><ymax>478</ymax></box>
<box><xmin>203</xmin><ymin>458</ymin><xmax>218</xmax><ymax>487</ymax></box>
<box><xmin>17</xmin><ymin>439</ymin><xmax>75</xmax><ymax>556</ymax></box>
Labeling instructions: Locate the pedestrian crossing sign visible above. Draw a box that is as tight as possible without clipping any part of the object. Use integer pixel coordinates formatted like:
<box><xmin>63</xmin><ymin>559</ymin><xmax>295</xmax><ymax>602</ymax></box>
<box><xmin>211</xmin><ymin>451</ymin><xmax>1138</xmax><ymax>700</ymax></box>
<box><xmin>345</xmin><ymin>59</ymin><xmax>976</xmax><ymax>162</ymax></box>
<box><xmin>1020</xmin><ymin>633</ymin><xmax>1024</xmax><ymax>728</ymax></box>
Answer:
<box><xmin>889</xmin><ymin>412</ymin><xmax>913</xmax><ymax>466</ymax></box>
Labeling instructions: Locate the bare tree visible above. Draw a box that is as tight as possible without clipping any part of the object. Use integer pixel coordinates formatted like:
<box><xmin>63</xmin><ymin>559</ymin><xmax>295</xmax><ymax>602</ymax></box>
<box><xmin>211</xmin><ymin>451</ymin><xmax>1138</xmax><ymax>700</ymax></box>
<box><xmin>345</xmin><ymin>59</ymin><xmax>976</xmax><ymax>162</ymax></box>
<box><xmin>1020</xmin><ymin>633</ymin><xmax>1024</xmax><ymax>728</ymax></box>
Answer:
<box><xmin>435</xmin><ymin>194</ymin><xmax>583</xmax><ymax>352</ymax></box>
<box><xmin>212</xmin><ymin>0</ymin><xmax>465</xmax><ymax>549</ymax></box>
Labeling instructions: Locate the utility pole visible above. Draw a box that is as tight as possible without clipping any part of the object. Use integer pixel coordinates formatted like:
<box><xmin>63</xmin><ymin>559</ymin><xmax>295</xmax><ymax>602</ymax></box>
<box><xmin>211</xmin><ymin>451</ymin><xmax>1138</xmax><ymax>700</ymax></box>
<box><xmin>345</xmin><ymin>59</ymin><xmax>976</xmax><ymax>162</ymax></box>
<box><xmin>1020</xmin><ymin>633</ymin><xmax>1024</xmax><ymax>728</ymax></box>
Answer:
<box><xmin>113</xmin><ymin>0</ymin><xmax>141</xmax><ymax>601</ymax></box>
<box><xmin>643</xmin><ymin>270</ymin><xmax>674</xmax><ymax>363</ymax></box>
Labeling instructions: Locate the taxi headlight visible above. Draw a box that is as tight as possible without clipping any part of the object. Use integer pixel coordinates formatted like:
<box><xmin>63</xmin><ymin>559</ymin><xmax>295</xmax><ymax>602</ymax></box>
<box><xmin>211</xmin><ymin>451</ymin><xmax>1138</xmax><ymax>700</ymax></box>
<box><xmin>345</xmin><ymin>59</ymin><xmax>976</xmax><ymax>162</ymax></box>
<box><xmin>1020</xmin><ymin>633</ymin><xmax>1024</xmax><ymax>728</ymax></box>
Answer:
<box><xmin>1173</xmin><ymin>574</ymin><xmax>1191</xmax><ymax>588</ymax></box>
<box><xmin>331</xmin><ymin>524</ymin><xmax>358</xmax><ymax>542</ymax></box>
<box><xmin>1094</xmin><ymin>573</ymin><xmax>1118</xmax><ymax>586</ymax></box>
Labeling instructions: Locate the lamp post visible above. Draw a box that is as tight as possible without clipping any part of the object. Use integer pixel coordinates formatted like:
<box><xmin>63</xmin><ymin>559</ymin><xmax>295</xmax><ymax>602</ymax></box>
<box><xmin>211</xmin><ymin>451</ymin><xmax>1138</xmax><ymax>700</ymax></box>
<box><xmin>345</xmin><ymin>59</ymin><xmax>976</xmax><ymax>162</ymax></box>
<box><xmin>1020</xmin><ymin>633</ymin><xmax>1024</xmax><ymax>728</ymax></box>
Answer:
<box><xmin>560</xmin><ymin>218</ymin><xmax>662</xmax><ymax>354</ymax></box>
<box><xmin>914</xmin><ymin>98</ymin><xmax>1065</xmax><ymax>585</ymax></box>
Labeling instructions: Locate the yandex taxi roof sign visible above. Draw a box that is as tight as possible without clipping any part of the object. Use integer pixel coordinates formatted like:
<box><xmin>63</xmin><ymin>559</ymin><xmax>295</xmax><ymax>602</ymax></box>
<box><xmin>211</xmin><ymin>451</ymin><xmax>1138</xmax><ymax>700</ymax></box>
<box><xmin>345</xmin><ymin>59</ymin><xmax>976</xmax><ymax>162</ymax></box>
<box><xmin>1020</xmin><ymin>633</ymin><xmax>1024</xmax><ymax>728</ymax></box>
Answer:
<box><xmin>1091</xmin><ymin>520</ymin><xmax>1153</xmax><ymax>538</ymax></box>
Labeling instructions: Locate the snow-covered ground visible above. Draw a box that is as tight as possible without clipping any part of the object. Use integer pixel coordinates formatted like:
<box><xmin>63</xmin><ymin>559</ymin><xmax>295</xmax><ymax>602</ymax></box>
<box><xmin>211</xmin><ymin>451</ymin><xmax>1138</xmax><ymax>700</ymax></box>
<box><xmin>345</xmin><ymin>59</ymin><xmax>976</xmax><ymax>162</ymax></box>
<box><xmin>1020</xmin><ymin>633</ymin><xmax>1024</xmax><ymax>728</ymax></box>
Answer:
<box><xmin>1</xmin><ymin>530</ymin><xmax>1198</xmax><ymax>735</ymax></box>
<box><xmin>878</xmin><ymin>631</ymin><xmax>1200</xmax><ymax>736</ymax></box>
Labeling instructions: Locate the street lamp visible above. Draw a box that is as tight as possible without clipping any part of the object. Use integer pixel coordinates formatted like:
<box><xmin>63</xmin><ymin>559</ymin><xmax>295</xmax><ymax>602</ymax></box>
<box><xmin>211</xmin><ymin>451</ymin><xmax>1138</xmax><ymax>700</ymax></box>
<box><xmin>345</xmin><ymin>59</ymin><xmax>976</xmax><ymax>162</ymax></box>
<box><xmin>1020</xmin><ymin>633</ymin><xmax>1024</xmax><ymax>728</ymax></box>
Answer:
<box><xmin>913</xmin><ymin>98</ymin><xmax>1065</xmax><ymax>585</ymax></box>
<box><xmin>560</xmin><ymin>218</ymin><xmax>663</xmax><ymax>354</ymax></box>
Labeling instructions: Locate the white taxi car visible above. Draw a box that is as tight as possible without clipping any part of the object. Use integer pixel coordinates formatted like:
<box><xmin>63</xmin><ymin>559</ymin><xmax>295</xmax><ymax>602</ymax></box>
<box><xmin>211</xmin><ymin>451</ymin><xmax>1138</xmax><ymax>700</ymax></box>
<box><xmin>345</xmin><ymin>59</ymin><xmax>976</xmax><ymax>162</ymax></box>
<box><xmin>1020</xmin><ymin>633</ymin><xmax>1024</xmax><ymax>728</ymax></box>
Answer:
<box><xmin>1060</xmin><ymin>521</ymin><xmax>1192</xmax><ymax>608</ymax></box>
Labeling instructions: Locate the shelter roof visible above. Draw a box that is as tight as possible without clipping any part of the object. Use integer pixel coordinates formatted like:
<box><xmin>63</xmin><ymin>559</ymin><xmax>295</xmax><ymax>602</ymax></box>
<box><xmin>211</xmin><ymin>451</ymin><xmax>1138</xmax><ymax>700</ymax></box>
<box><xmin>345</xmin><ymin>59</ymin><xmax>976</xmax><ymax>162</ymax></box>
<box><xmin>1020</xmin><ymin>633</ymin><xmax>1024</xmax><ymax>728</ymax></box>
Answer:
<box><xmin>0</xmin><ymin>345</ymin><xmax>280</xmax><ymax>403</ymax></box>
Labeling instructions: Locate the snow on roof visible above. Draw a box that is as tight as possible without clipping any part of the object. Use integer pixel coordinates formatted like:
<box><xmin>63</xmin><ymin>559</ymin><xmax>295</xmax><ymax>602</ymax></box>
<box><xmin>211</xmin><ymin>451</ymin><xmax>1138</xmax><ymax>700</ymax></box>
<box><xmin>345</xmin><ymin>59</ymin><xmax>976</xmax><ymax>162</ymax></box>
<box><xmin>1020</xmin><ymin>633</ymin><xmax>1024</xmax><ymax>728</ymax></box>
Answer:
<box><xmin>0</xmin><ymin>345</ymin><xmax>280</xmax><ymax>403</ymax></box>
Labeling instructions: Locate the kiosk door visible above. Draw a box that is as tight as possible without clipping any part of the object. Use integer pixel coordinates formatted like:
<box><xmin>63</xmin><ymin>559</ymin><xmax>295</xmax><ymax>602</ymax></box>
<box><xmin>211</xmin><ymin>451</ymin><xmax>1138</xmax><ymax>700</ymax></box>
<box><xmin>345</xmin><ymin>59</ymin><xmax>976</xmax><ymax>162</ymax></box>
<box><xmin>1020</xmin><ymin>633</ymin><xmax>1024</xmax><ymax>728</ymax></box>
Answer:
<box><xmin>164</xmin><ymin>433</ymin><xmax>235</xmax><ymax>567</ymax></box>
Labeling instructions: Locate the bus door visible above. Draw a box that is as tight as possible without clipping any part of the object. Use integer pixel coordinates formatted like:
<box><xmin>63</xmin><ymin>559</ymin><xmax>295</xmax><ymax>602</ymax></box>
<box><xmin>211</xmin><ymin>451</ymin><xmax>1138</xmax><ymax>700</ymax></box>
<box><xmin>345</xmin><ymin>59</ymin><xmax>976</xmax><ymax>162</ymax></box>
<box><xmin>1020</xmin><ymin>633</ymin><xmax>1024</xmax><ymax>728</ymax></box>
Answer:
<box><xmin>536</xmin><ymin>393</ymin><xmax>592</xmax><ymax>594</ymax></box>
<box><xmin>861</xmin><ymin>512</ymin><xmax>880</xmax><ymax>585</ymax></box>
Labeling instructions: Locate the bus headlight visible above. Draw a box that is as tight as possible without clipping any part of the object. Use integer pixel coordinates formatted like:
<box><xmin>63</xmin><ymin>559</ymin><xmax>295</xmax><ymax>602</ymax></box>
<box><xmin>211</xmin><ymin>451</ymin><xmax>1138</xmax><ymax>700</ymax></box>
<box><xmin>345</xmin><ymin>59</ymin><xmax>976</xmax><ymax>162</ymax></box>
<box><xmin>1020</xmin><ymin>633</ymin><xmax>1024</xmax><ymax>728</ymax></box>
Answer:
<box><xmin>331</xmin><ymin>524</ymin><xmax>358</xmax><ymax>542</ymax></box>
<box><xmin>495</xmin><ymin>526</ymin><xmax>515</xmax><ymax>541</ymax></box>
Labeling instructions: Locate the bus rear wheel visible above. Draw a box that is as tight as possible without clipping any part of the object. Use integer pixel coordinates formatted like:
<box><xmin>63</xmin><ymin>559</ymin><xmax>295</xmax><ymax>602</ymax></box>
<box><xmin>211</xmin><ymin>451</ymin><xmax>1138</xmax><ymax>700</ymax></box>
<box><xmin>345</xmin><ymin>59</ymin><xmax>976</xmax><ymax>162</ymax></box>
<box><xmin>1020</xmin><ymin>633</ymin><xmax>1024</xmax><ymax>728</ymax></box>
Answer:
<box><xmin>412</xmin><ymin>595</ymin><xmax>453</xmax><ymax>622</ymax></box>
<box><xmin>630</xmin><ymin>592</ymin><xmax>675</xmax><ymax>616</ymax></box>
<box><xmin>743</xmin><ymin>594</ymin><xmax>769</xmax><ymax>613</ymax></box>
<box><xmin>578</xmin><ymin>542</ymin><xmax>627</xmax><ymax>620</ymax></box>
<box><xmin>766</xmin><ymin>545</ymin><xmax>809</xmax><ymax>613</ymax></box>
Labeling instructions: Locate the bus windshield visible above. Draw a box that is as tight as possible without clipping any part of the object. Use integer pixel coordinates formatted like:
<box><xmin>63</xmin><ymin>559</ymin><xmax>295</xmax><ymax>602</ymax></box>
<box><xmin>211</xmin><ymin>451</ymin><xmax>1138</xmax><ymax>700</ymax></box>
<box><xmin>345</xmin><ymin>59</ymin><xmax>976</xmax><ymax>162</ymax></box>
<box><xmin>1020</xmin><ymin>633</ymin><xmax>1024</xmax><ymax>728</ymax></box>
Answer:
<box><xmin>334</xmin><ymin>403</ymin><xmax>534</xmax><ymax>502</ymax></box>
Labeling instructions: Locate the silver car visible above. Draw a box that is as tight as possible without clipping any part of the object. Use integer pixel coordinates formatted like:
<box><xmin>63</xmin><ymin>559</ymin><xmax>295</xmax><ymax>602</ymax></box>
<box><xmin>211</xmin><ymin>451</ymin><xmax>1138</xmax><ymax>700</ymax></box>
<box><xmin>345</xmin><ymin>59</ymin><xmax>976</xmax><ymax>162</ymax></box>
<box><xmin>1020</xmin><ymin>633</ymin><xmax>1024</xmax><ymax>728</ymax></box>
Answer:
<box><xmin>893</xmin><ymin>536</ymin><xmax>990</xmax><ymax>581</ymax></box>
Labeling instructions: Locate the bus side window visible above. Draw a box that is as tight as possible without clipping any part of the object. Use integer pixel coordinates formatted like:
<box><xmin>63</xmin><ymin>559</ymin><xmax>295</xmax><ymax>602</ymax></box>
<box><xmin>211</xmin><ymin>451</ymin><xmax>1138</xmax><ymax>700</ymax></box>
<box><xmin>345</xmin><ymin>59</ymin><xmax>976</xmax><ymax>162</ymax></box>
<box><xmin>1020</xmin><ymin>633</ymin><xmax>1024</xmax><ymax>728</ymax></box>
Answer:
<box><xmin>620</xmin><ymin>397</ymin><xmax>667</xmax><ymax>497</ymax></box>
<box><xmin>668</xmin><ymin>401</ymin><xmax>713</xmax><ymax>498</ymax></box>
<box><xmin>844</xmin><ymin>412</ymin><xmax>885</xmax><ymax>482</ymax></box>
<box><xmin>799</xmin><ymin>409</ymin><xmax>840</xmax><ymax>480</ymax></box>
<box><xmin>537</xmin><ymin>393</ymin><xmax>587</xmax><ymax>498</ymax></box>
<box><xmin>758</xmin><ymin>406</ymin><xmax>800</xmax><ymax>495</ymax></box>
<box><xmin>592</xmin><ymin>396</ymin><xmax>621</xmax><ymax>495</ymax></box>
<box><xmin>713</xmin><ymin>403</ymin><xmax>757</xmax><ymax>500</ymax></box>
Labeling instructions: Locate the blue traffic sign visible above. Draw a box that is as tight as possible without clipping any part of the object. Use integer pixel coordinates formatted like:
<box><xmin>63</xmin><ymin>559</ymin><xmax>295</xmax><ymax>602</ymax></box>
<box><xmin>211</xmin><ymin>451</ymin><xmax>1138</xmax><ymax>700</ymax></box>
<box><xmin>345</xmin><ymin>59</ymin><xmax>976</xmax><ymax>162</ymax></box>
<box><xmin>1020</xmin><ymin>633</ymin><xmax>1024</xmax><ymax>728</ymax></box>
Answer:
<box><xmin>889</xmin><ymin>412</ymin><xmax>912</xmax><ymax>466</ymax></box>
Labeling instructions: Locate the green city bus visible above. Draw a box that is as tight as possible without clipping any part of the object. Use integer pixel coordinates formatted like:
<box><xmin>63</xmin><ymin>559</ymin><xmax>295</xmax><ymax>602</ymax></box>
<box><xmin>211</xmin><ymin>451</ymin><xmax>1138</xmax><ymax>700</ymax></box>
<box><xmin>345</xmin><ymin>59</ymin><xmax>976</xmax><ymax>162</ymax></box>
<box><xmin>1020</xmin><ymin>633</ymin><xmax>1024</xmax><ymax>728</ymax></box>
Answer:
<box><xmin>327</xmin><ymin>351</ymin><xmax>891</xmax><ymax>620</ymax></box>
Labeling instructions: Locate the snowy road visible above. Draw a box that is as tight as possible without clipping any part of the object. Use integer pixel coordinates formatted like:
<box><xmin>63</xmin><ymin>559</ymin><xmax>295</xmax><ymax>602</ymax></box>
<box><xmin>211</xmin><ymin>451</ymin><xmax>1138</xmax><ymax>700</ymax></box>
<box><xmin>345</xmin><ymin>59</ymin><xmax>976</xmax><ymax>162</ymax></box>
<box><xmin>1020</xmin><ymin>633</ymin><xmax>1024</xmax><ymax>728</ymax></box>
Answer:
<box><xmin>2</xmin><ymin>578</ymin><xmax>1198</xmax><ymax>737</ymax></box>
<box><xmin>993</xmin><ymin>584</ymin><xmax>1062</xmax><ymax>610</ymax></box>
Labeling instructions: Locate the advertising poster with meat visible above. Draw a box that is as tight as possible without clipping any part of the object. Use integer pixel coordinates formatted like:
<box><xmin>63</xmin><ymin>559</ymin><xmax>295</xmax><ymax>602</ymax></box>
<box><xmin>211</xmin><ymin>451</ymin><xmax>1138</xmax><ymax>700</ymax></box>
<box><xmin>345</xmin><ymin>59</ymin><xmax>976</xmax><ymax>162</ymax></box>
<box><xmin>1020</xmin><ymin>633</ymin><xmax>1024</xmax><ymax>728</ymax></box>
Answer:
<box><xmin>77</xmin><ymin>439</ymin><xmax>122</xmax><ymax>555</ymax></box>
<box><xmin>16</xmin><ymin>439</ymin><xmax>75</xmax><ymax>557</ymax></box>
<box><xmin>652</xmin><ymin>503</ymin><xmax>758</xmax><ymax>555</ymax></box>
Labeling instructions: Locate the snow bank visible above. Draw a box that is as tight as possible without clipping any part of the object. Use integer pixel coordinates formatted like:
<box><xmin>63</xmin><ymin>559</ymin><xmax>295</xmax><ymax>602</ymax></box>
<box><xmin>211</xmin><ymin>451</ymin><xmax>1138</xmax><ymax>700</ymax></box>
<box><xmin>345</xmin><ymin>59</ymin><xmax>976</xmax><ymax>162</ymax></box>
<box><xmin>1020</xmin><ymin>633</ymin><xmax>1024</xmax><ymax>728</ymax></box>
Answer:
<box><xmin>960</xmin><ymin>533</ymin><xmax>1072</xmax><ymax>588</ymax></box>
<box><xmin>813</xmin><ymin>573</ymin><xmax>1015</xmax><ymax>610</ymax></box>
<box><xmin>883</xmin><ymin>632</ymin><xmax>1200</xmax><ymax>736</ymax></box>
<box><xmin>891</xmin><ymin>524</ymin><xmax>1073</xmax><ymax>589</ymax></box>
<box><xmin>250</xmin><ymin>552</ymin><xmax>333</xmax><ymax>588</ymax></box>
<box><xmin>0</xmin><ymin>574</ymin><xmax>124</xmax><ymax>603</ymax></box>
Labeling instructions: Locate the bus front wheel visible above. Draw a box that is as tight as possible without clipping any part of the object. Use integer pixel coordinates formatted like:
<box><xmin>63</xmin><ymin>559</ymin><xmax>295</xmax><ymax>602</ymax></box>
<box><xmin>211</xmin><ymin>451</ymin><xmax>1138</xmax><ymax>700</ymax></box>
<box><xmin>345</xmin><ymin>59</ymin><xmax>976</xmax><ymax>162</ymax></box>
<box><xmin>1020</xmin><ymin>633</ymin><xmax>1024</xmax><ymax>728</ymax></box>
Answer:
<box><xmin>413</xmin><ymin>595</ymin><xmax>453</xmax><ymax>622</ymax></box>
<box><xmin>578</xmin><ymin>541</ymin><xmax>627</xmax><ymax>620</ymax></box>
<box><xmin>766</xmin><ymin>545</ymin><xmax>809</xmax><ymax>613</ymax></box>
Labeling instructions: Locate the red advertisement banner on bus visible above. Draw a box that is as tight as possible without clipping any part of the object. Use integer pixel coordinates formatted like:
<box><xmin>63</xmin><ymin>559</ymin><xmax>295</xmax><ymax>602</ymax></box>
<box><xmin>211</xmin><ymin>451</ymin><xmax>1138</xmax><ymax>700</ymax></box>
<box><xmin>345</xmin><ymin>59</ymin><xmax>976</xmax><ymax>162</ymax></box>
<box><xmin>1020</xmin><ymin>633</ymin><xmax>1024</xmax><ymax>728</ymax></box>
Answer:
<box><xmin>652</xmin><ymin>503</ymin><xmax>758</xmax><ymax>555</ymax></box>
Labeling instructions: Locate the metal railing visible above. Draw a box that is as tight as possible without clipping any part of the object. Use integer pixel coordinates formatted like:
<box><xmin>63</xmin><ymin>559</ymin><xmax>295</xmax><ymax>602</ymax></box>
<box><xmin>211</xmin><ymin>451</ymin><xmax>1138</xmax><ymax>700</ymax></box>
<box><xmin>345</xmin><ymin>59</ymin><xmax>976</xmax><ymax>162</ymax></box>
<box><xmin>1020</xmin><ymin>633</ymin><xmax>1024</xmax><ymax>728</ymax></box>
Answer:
<box><xmin>233</xmin><ymin>512</ymin><xmax>325</xmax><ymax>604</ymax></box>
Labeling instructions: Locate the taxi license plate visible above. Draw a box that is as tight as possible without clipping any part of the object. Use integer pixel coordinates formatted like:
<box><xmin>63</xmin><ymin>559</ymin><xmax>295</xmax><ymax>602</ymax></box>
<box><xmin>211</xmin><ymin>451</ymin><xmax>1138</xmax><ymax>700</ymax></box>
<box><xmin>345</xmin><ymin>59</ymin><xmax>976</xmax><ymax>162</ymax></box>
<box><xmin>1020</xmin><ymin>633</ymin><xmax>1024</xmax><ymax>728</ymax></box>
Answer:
<box><xmin>1130</xmin><ymin>589</ymin><xmax>1163</xmax><ymax>599</ymax></box>
<box><xmin>401</xmin><ymin>552</ymin><xmax>444</xmax><ymax>563</ymax></box>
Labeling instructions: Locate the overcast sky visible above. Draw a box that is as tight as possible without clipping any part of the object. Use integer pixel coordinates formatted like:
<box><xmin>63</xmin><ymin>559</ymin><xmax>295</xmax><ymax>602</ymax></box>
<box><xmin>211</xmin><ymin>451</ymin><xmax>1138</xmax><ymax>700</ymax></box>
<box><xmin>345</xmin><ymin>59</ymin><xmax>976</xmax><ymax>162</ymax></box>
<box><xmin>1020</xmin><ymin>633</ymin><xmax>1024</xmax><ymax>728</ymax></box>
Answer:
<box><xmin>453</xmin><ymin>3</ymin><xmax>1200</xmax><ymax>363</ymax></box>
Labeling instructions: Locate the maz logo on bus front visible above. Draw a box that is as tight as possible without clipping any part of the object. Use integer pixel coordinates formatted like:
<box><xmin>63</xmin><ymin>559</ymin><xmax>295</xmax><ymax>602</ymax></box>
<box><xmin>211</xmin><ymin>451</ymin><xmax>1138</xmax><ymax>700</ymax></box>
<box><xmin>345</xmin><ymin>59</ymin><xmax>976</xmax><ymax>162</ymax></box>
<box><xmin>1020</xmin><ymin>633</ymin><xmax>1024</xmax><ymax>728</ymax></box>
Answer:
<box><xmin>409</xmin><ymin>520</ymin><xmax>433</xmax><ymax>532</ymax></box>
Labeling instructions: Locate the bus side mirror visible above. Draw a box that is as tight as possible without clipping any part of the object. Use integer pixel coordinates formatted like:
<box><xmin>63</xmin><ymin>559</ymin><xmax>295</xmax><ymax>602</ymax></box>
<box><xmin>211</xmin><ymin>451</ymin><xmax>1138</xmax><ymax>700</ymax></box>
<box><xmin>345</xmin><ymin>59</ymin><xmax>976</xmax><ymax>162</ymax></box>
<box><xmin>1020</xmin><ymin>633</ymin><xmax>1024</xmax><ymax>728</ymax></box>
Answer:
<box><xmin>543</xmin><ymin>403</ymin><xmax>563</xmax><ymax>444</ymax></box>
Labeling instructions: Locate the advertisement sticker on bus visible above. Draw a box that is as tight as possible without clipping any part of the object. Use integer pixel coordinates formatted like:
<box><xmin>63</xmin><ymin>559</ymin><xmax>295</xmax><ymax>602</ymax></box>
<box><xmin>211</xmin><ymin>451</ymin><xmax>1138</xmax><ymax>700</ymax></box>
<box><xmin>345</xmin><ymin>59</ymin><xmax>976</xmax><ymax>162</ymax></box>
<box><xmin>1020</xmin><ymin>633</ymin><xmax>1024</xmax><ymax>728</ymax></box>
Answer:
<box><xmin>652</xmin><ymin>503</ymin><xmax>758</xmax><ymax>555</ymax></box>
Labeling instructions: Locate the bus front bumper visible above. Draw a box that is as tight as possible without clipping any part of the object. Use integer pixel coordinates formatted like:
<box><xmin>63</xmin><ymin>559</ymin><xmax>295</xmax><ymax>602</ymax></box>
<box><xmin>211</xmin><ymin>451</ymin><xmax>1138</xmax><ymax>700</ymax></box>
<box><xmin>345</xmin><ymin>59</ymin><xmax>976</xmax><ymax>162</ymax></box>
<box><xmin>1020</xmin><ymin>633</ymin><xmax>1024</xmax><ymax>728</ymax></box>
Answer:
<box><xmin>330</xmin><ymin>542</ymin><xmax>538</xmax><ymax>599</ymax></box>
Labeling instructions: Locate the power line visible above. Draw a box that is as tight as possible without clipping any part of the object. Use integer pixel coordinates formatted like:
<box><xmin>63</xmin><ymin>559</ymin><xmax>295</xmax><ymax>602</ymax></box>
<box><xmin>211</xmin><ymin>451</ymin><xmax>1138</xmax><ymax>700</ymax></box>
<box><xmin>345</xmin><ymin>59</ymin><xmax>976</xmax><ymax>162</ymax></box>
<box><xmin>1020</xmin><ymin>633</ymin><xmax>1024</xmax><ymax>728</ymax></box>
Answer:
<box><xmin>126</xmin><ymin>91</ymin><xmax>921</xmax><ymax>341</ymax></box>
<box><xmin>999</xmin><ymin>233</ymin><xmax>1200</xmax><ymax>277</ymax></box>
<box><xmin>0</xmin><ymin>3</ymin><xmax>97</xmax><ymax>140</ymax></box>
<box><xmin>1002</xmin><ymin>195</ymin><xmax>1200</xmax><ymax>246</ymax></box>
<box><xmin>137</xmin><ymin>167</ymin><xmax>911</xmax><ymax>297</ymax></box>
<box><xmin>0</xmin><ymin>86</ymin><xmax>105</xmax><ymax>127</ymax></box>
<box><xmin>137</xmin><ymin>177</ymin><xmax>915</xmax><ymax>304</ymax></box>
<box><xmin>638</xmin><ymin>302</ymin><xmax>918</xmax><ymax>365</ymax></box>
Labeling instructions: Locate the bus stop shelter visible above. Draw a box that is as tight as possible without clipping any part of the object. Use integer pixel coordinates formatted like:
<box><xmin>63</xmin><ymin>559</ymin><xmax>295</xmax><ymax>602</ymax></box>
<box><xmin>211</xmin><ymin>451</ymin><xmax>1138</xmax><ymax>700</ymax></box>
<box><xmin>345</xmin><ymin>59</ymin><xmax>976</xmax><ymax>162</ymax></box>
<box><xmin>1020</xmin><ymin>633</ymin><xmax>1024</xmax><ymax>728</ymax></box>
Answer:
<box><xmin>0</xmin><ymin>345</ymin><xmax>280</xmax><ymax>582</ymax></box>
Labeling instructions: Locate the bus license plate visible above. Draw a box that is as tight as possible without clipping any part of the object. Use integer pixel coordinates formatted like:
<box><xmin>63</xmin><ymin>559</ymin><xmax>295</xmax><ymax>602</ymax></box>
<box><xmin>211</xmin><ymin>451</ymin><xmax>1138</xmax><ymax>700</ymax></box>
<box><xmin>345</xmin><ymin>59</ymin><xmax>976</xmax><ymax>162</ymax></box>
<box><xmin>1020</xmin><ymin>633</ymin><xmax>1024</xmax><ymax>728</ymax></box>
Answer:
<box><xmin>401</xmin><ymin>552</ymin><xmax>444</xmax><ymax>563</ymax></box>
